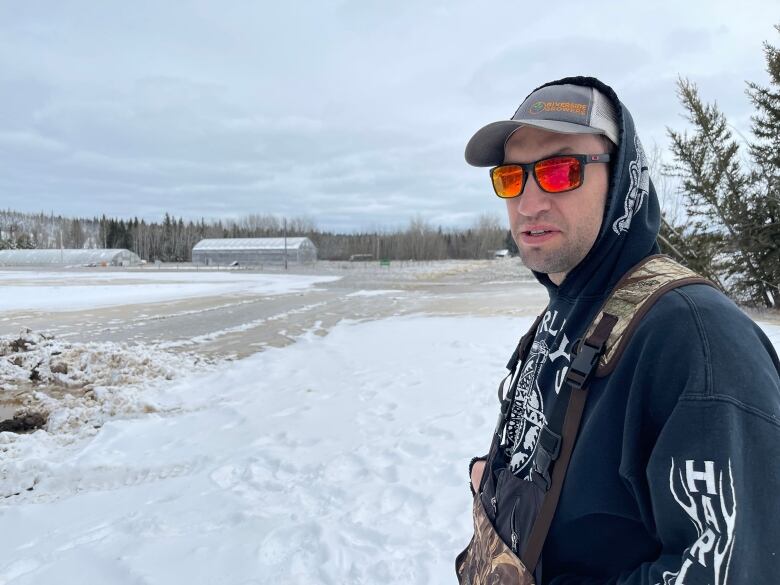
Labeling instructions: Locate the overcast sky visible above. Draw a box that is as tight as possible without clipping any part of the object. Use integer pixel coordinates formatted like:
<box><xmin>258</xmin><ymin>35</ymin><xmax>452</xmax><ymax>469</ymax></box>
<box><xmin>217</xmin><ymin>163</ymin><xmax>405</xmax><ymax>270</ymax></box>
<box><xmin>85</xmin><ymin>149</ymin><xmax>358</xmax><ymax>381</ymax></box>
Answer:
<box><xmin>0</xmin><ymin>1</ymin><xmax>776</xmax><ymax>232</ymax></box>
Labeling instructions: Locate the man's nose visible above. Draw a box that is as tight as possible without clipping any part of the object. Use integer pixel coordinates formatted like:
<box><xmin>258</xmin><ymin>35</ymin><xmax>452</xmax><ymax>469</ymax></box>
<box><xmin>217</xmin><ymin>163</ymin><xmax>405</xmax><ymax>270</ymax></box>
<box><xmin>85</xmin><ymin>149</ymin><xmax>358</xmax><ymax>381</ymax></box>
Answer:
<box><xmin>508</xmin><ymin>177</ymin><xmax>552</xmax><ymax>218</ymax></box>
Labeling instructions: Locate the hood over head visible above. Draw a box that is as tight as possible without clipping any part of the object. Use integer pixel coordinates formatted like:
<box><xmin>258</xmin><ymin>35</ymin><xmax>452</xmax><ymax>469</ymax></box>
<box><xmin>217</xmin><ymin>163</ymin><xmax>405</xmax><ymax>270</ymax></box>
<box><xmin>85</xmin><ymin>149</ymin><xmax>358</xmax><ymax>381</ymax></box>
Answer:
<box><xmin>468</xmin><ymin>76</ymin><xmax>660</xmax><ymax>300</ymax></box>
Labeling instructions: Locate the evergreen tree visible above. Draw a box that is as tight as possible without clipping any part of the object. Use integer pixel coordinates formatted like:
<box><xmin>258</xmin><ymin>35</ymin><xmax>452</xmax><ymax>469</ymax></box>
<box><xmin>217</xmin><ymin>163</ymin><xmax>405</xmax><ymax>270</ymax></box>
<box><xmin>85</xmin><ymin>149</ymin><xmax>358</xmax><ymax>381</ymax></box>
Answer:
<box><xmin>69</xmin><ymin>219</ymin><xmax>85</xmax><ymax>248</ymax></box>
<box><xmin>666</xmin><ymin>26</ymin><xmax>780</xmax><ymax>308</ymax></box>
<box><xmin>746</xmin><ymin>24</ymin><xmax>780</xmax><ymax>306</ymax></box>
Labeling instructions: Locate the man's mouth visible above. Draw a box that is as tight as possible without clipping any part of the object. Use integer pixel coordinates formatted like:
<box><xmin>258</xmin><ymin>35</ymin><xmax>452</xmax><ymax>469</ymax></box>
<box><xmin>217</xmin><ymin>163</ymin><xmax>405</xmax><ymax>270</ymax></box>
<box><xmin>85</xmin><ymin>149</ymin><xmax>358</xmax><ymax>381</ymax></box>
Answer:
<box><xmin>517</xmin><ymin>226</ymin><xmax>560</xmax><ymax>244</ymax></box>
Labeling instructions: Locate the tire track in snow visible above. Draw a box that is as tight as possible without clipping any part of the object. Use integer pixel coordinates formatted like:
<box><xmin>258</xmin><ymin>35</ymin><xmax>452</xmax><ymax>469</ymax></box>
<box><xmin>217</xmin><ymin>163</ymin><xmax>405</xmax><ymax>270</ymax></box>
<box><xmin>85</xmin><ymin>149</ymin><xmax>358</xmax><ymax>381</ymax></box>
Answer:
<box><xmin>2</xmin><ymin>457</ymin><xmax>209</xmax><ymax>504</ymax></box>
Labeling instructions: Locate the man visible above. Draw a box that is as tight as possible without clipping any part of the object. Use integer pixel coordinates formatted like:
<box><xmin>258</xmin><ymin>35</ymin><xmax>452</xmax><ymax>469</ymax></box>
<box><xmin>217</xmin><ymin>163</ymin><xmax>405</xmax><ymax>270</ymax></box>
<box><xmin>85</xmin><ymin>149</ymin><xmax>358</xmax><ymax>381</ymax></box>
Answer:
<box><xmin>462</xmin><ymin>77</ymin><xmax>780</xmax><ymax>584</ymax></box>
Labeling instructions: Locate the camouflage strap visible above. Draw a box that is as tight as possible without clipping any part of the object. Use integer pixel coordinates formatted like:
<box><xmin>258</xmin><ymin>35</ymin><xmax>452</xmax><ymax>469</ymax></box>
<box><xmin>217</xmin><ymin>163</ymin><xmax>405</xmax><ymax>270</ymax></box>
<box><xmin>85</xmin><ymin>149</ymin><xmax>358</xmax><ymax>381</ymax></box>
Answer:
<box><xmin>585</xmin><ymin>254</ymin><xmax>717</xmax><ymax>377</ymax></box>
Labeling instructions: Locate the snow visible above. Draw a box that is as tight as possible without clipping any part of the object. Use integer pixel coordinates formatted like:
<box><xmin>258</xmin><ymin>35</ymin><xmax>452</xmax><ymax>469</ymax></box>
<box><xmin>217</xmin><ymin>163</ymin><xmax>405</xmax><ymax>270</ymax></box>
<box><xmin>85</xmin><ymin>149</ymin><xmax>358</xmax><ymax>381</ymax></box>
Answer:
<box><xmin>0</xmin><ymin>316</ymin><xmax>525</xmax><ymax>584</ymax></box>
<box><xmin>153</xmin><ymin>302</ymin><xmax>330</xmax><ymax>349</ymax></box>
<box><xmin>0</xmin><ymin>271</ymin><xmax>340</xmax><ymax>313</ymax></box>
<box><xmin>0</xmin><ymin>312</ymin><xmax>778</xmax><ymax>584</ymax></box>
<box><xmin>346</xmin><ymin>289</ymin><xmax>404</xmax><ymax>297</ymax></box>
<box><xmin>761</xmin><ymin>320</ymin><xmax>780</xmax><ymax>349</ymax></box>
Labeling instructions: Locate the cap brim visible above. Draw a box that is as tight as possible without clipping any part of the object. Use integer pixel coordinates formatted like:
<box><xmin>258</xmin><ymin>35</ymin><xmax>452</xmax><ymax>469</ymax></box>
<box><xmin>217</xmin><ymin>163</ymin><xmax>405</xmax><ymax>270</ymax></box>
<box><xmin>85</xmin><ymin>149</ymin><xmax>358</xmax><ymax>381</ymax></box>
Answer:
<box><xmin>465</xmin><ymin>120</ymin><xmax>607</xmax><ymax>167</ymax></box>
<box><xmin>465</xmin><ymin>121</ymin><xmax>523</xmax><ymax>167</ymax></box>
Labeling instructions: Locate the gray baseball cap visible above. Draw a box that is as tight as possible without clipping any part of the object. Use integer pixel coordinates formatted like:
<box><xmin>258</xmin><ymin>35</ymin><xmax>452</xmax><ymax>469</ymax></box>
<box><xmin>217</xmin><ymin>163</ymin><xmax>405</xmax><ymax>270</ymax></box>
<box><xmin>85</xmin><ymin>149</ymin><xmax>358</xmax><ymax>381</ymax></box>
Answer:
<box><xmin>465</xmin><ymin>83</ymin><xmax>620</xmax><ymax>167</ymax></box>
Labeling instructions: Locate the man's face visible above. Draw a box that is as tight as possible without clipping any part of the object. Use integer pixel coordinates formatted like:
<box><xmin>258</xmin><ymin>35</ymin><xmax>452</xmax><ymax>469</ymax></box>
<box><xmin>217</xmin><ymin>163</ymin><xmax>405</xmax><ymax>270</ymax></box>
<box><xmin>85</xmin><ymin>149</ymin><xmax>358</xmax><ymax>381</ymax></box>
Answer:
<box><xmin>503</xmin><ymin>126</ymin><xmax>610</xmax><ymax>285</ymax></box>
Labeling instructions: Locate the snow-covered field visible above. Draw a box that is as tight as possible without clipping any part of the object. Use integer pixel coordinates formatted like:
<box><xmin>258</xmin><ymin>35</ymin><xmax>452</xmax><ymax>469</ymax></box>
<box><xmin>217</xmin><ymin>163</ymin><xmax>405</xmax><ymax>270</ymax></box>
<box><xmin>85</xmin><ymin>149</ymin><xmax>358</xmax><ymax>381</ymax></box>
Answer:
<box><xmin>0</xmin><ymin>270</ymin><xmax>340</xmax><ymax>312</ymax></box>
<box><xmin>0</xmin><ymin>316</ymin><xmax>522</xmax><ymax>584</ymax></box>
<box><xmin>0</xmin><ymin>265</ymin><xmax>777</xmax><ymax>584</ymax></box>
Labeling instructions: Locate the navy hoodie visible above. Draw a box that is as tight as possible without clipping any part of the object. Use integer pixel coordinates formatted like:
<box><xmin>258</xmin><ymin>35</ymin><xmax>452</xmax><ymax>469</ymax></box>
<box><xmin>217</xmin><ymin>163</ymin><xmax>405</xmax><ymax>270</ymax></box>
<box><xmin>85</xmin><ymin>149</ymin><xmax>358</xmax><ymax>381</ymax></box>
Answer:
<box><xmin>492</xmin><ymin>77</ymin><xmax>780</xmax><ymax>584</ymax></box>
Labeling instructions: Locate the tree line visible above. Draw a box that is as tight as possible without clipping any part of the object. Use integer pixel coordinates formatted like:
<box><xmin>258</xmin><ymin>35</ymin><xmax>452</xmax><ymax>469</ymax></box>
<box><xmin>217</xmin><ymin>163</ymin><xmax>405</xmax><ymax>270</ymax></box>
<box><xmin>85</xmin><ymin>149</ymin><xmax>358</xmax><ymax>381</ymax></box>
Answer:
<box><xmin>0</xmin><ymin>210</ymin><xmax>513</xmax><ymax>263</ymax></box>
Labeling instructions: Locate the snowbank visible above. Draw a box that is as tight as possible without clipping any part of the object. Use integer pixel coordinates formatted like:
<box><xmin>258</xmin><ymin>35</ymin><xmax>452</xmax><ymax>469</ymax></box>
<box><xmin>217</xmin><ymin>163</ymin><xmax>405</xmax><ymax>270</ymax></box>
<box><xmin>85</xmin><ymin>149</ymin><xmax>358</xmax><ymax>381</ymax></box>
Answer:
<box><xmin>0</xmin><ymin>328</ymin><xmax>212</xmax><ymax>439</ymax></box>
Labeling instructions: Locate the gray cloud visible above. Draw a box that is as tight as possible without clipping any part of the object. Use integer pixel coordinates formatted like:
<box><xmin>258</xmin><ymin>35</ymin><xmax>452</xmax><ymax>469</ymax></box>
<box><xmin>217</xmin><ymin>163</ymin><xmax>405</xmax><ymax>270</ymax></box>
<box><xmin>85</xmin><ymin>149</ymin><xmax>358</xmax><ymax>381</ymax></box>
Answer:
<box><xmin>0</xmin><ymin>0</ymin><xmax>776</xmax><ymax>231</ymax></box>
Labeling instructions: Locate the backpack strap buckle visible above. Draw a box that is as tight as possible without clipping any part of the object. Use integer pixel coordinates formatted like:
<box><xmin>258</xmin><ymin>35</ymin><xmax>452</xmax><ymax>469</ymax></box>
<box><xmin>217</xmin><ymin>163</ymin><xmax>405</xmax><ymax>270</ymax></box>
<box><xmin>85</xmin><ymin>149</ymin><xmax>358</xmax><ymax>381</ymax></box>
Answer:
<box><xmin>566</xmin><ymin>339</ymin><xmax>604</xmax><ymax>389</ymax></box>
<box><xmin>530</xmin><ymin>426</ymin><xmax>562</xmax><ymax>491</ymax></box>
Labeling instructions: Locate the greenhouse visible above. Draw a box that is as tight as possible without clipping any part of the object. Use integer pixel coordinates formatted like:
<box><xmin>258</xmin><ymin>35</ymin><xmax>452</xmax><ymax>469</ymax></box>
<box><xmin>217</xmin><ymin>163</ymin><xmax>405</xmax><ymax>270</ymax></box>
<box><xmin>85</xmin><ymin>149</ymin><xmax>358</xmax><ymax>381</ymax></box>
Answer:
<box><xmin>0</xmin><ymin>248</ymin><xmax>142</xmax><ymax>267</ymax></box>
<box><xmin>192</xmin><ymin>237</ymin><xmax>317</xmax><ymax>266</ymax></box>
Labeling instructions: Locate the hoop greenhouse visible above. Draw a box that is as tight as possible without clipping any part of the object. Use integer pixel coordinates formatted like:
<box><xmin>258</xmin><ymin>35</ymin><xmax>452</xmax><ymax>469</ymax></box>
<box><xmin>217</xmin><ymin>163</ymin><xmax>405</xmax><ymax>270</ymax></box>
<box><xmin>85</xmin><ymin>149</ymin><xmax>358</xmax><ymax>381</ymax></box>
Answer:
<box><xmin>191</xmin><ymin>238</ymin><xmax>317</xmax><ymax>266</ymax></box>
<box><xmin>0</xmin><ymin>248</ymin><xmax>142</xmax><ymax>267</ymax></box>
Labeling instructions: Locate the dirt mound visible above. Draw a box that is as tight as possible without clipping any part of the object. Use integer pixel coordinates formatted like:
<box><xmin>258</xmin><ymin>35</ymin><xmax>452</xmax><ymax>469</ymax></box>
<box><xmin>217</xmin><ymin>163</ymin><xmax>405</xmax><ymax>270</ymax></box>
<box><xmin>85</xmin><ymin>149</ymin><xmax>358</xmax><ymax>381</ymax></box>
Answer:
<box><xmin>1</xmin><ymin>328</ymin><xmax>204</xmax><ymax>391</ymax></box>
<box><xmin>0</xmin><ymin>328</ymin><xmax>213</xmax><ymax>434</ymax></box>
<box><xmin>0</xmin><ymin>412</ymin><xmax>46</xmax><ymax>433</ymax></box>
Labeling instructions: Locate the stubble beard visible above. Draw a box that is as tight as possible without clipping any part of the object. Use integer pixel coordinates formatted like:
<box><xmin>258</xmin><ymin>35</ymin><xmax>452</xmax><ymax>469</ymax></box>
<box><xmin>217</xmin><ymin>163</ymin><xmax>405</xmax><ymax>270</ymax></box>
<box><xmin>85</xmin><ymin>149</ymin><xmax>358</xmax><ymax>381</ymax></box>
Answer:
<box><xmin>518</xmin><ymin>245</ymin><xmax>578</xmax><ymax>276</ymax></box>
<box><xmin>515</xmin><ymin>230</ymin><xmax>591</xmax><ymax>277</ymax></box>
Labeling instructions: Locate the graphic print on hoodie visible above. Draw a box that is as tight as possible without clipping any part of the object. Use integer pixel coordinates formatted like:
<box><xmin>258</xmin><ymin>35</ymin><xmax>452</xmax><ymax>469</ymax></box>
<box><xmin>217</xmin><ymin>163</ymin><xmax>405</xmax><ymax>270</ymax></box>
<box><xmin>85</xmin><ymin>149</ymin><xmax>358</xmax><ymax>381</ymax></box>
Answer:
<box><xmin>493</xmin><ymin>77</ymin><xmax>780</xmax><ymax>584</ymax></box>
<box><xmin>505</xmin><ymin>310</ymin><xmax>569</xmax><ymax>475</ymax></box>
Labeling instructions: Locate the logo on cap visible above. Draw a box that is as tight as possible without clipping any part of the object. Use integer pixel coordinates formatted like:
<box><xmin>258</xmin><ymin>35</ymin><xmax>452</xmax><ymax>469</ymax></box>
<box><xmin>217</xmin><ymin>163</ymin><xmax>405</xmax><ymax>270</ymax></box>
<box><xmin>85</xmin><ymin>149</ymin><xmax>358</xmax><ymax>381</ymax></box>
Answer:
<box><xmin>528</xmin><ymin>101</ymin><xmax>588</xmax><ymax>116</ymax></box>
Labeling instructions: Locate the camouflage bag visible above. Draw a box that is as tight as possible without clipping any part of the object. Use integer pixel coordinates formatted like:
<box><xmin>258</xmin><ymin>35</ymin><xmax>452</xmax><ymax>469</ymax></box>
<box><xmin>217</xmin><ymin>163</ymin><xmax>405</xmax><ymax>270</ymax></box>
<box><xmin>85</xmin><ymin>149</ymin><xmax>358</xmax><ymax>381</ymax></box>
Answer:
<box><xmin>455</xmin><ymin>495</ymin><xmax>536</xmax><ymax>585</ymax></box>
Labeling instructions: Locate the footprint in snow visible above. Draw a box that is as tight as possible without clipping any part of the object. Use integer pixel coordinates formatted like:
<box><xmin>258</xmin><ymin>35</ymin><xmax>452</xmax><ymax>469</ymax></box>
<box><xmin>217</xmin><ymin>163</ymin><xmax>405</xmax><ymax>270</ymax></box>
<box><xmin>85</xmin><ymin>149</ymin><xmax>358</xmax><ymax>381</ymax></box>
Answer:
<box><xmin>417</xmin><ymin>425</ymin><xmax>455</xmax><ymax>440</ymax></box>
<box><xmin>321</xmin><ymin>452</ymin><xmax>367</xmax><ymax>484</ymax></box>
<box><xmin>256</xmin><ymin>522</ymin><xmax>327</xmax><ymax>567</ymax></box>
<box><xmin>398</xmin><ymin>440</ymin><xmax>430</xmax><ymax>458</ymax></box>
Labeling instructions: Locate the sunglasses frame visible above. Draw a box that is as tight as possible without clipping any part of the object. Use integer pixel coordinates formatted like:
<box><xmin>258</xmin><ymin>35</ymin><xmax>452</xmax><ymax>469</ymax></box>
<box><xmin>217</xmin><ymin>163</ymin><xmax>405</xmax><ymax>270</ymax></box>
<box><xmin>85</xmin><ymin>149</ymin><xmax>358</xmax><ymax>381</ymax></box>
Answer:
<box><xmin>490</xmin><ymin>153</ymin><xmax>611</xmax><ymax>199</ymax></box>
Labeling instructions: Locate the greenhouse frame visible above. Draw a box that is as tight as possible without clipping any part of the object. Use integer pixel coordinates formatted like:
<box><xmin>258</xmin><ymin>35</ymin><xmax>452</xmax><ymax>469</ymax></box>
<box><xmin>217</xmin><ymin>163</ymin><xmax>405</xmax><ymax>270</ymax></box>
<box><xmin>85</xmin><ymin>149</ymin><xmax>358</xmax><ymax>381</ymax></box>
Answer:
<box><xmin>192</xmin><ymin>238</ymin><xmax>317</xmax><ymax>266</ymax></box>
<box><xmin>0</xmin><ymin>248</ymin><xmax>142</xmax><ymax>267</ymax></box>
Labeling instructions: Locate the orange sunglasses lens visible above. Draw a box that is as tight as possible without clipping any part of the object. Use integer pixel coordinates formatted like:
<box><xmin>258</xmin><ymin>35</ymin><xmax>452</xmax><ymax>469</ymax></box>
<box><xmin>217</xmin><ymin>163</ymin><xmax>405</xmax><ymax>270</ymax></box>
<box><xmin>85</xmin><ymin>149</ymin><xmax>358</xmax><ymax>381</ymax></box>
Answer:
<box><xmin>491</xmin><ymin>165</ymin><xmax>525</xmax><ymax>198</ymax></box>
<box><xmin>535</xmin><ymin>156</ymin><xmax>582</xmax><ymax>192</ymax></box>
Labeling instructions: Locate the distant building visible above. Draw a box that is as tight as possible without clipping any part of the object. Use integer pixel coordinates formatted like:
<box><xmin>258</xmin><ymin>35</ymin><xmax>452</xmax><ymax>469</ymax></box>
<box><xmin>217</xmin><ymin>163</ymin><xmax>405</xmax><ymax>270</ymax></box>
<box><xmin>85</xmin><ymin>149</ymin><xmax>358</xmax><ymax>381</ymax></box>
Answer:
<box><xmin>0</xmin><ymin>248</ymin><xmax>142</xmax><ymax>267</ymax></box>
<box><xmin>349</xmin><ymin>254</ymin><xmax>373</xmax><ymax>262</ymax></box>
<box><xmin>192</xmin><ymin>237</ymin><xmax>317</xmax><ymax>266</ymax></box>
